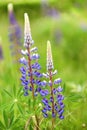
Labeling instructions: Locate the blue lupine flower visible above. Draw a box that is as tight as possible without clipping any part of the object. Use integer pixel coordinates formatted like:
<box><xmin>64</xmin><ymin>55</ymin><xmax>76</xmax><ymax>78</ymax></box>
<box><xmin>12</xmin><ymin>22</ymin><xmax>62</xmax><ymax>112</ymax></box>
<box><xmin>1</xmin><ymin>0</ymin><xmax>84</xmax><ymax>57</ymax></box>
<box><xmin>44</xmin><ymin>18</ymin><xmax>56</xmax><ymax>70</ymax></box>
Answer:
<box><xmin>20</xmin><ymin>13</ymin><xmax>42</xmax><ymax>97</ymax></box>
<box><xmin>41</xmin><ymin>41</ymin><xmax>64</xmax><ymax>119</ymax></box>
<box><xmin>8</xmin><ymin>3</ymin><xmax>22</xmax><ymax>61</ymax></box>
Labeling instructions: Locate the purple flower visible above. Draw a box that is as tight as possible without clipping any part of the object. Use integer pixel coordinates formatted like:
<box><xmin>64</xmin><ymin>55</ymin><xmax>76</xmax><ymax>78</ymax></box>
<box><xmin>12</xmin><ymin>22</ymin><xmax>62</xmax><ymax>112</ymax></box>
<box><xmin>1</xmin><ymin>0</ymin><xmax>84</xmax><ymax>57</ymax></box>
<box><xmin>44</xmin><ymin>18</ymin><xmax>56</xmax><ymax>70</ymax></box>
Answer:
<box><xmin>43</xmin><ymin>113</ymin><xmax>48</xmax><ymax>118</ymax></box>
<box><xmin>54</xmin><ymin>78</ymin><xmax>62</xmax><ymax>85</ymax></box>
<box><xmin>41</xmin><ymin>41</ymin><xmax>64</xmax><ymax>119</ymax></box>
<box><xmin>40</xmin><ymin>90</ymin><xmax>49</xmax><ymax>96</ymax></box>
<box><xmin>57</xmin><ymin>86</ymin><xmax>63</xmax><ymax>92</ymax></box>
<box><xmin>42</xmin><ymin>98</ymin><xmax>49</xmax><ymax>105</ymax></box>
<box><xmin>42</xmin><ymin>107</ymin><xmax>47</xmax><ymax>113</ymax></box>
<box><xmin>20</xmin><ymin>13</ymin><xmax>42</xmax><ymax>97</ymax></box>
<box><xmin>8</xmin><ymin>3</ymin><xmax>22</xmax><ymax>61</ymax></box>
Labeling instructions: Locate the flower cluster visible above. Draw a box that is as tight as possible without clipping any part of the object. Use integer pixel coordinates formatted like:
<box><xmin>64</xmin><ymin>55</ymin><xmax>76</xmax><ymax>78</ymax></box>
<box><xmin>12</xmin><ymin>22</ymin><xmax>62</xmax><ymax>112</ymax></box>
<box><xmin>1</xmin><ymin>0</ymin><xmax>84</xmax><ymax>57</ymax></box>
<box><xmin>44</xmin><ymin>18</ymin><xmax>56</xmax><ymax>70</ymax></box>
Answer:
<box><xmin>19</xmin><ymin>13</ymin><xmax>43</xmax><ymax>97</ymax></box>
<box><xmin>41</xmin><ymin>41</ymin><xmax>64</xmax><ymax>119</ymax></box>
<box><xmin>8</xmin><ymin>3</ymin><xmax>21</xmax><ymax>60</ymax></box>
<box><xmin>19</xmin><ymin>12</ymin><xmax>64</xmax><ymax>122</ymax></box>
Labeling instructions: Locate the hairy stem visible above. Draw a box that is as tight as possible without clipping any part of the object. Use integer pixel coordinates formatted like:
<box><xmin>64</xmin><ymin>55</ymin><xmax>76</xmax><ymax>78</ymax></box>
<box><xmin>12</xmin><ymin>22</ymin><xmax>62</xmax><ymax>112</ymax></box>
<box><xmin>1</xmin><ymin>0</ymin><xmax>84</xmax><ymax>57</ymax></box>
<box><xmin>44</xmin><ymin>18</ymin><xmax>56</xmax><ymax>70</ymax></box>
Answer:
<box><xmin>27</xmin><ymin>46</ymin><xmax>34</xmax><ymax>99</ymax></box>
<box><xmin>27</xmin><ymin>46</ymin><xmax>40</xmax><ymax>130</ymax></box>
<box><xmin>49</xmin><ymin>70</ymin><xmax>55</xmax><ymax>130</ymax></box>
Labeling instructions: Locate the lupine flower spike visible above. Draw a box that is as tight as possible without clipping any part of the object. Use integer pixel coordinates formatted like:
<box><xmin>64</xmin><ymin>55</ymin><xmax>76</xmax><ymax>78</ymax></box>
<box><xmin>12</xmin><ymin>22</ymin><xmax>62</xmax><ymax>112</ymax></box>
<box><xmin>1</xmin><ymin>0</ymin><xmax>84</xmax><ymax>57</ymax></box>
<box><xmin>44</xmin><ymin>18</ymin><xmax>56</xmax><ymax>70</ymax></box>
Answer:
<box><xmin>42</xmin><ymin>41</ymin><xmax>64</xmax><ymax>128</ymax></box>
<box><xmin>19</xmin><ymin>13</ymin><xmax>43</xmax><ymax>98</ymax></box>
<box><xmin>8</xmin><ymin>3</ymin><xmax>22</xmax><ymax>61</ymax></box>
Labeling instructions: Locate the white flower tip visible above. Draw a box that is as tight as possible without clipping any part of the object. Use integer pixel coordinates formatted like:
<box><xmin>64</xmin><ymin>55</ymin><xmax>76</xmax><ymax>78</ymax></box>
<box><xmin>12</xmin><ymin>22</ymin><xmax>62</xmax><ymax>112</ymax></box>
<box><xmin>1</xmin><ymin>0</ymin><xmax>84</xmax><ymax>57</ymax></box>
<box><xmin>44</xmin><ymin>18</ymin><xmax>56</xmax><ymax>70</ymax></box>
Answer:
<box><xmin>24</xmin><ymin>13</ymin><xmax>31</xmax><ymax>35</ymax></box>
<box><xmin>47</xmin><ymin>40</ymin><xmax>53</xmax><ymax>70</ymax></box>
<box><xmin>47</xmin><ymin>40</ymin><xmax>51</xmax><ymax>45</ymax></box>
<box><xmin>8</xmin><ymin>3</ymin><xmax>13</xmax><ymax>12</ymax></box>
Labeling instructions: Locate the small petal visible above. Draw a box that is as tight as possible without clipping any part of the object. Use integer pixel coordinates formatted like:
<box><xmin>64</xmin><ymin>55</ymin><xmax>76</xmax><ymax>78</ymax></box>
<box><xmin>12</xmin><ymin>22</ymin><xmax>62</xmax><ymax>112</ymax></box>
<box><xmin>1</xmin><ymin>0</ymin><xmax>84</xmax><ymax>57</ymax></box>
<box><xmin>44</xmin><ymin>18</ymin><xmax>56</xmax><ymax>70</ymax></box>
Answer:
<box><xmin>20</xmin><ymin>67</ymin><xmax>26</xmax><ymax>74</ymax></box>
<box><xmin>40</xmin><ymin>90</ymin><xmax>49</xmax><ymax>96</ymax></box>
<box><xmin>30</xmin><ymin>47</ymin><xmax>38</xmax><ymax>52</ymax></box>
<box><xmin>46</xmin><ymin>105</ymin><xmax>51</xmax><ymax>111</ymax></box>
<box><xmin>50</xmin><ymin>97</ymin><xmax>53</xmax><ymax>102</ymax></box>
<box><xmin>54</xmin><ymin>78</ymin><xmax>62</xmax><ymax>84</ymax></box>
<box><xmin>41</xmin><ymin>80</ymin><xmax>47</xmax><ymax>87</ymax></box>
<box><xmin>59</xmin><ymin>115</ymin><xmax>64</xmax><ymax>119</ymax></box>
<box><xmin>21</xmin><ymin>49</ymin><xmax>28</xmax><ymax>55</ymax></box>
<box><xmin>52</xmin><ymin>70</ymin><xmax>57</xmax><ymax>75</ymax></box>
<box><xmin>54</xmin><ymin>104</ymin><xmax>58</xmax><ymax>111</ymax></box>
<box><xmin>43</xmin><ymin>73</ymin><xmax>49</xmax><ymax>78</ymax></box>
<box><xmin>24</xmin><ymin>91</ymin><xmax>29</xmax><ymax>96</ymax></box>
<box><xmin>53</xmin><ymin>88</ymin><xmax>57</xmax><ymax>94</ymax></box>
<box><xmin>43</xmin><ymin>113</ymin><xmax>48</xmax><ymax>118</ymax></box>
<box><xmin>58</xmin><ymin>109</ymin><xmax>64</xmax><ymax>115</ymax></box>
<box><xmin>42</xmin><ymin>107</ymin><xmax>47</xmax><ymax>113</ymax></box>
<box><xmin>42</xmin><ymin>98</ymin><xmax>49</xmax><ymax>105</ymax></box>
<box><xmin>57</xmin><ymin>86</ymin><xmax>63</xmax><ymax>92</ymax></box>
<box><xmin>31</xmin><ymin>53</ymin><xmax>40</xmax><ymax>60</ymax></box>
<box><xmin>19</xmin><ymin>57</ymin><xmax>27</xmax><ymax>65</ymax></box>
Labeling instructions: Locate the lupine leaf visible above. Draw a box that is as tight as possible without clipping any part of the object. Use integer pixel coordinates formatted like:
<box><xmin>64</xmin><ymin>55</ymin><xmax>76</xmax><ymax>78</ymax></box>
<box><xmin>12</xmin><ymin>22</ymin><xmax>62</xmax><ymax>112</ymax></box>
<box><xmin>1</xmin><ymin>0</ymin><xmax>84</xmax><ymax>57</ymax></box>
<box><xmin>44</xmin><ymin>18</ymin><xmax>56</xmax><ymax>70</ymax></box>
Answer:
<box><xmin>9</xmin><ymin>111</ymin><xmax>14</xmax><ymax>127</ymax></box>
<box><xmin>3</xmin><ymin>89</ymin><xmax>12</xmax><ymax>97</ymax></box>
<box><xmin>28</xmin><ymin>99</ymin><xmax>31</xmax><ymax>109</ymax></box>
<box><xmin>0</xmin><ymin>121</ymin><xmax>5</xmax><ymax>129</ymax></box>
<box><xmin>13</xmin><ymin>85</ymin><xmax>16</xmax><ymax>97</ymax></box>
<box><xmin>17</xmin><ymin>86</ymin><xmax>23</xmax><ymax>98</ymax></box>
<box><xmin>17</xmin><ymin>104</ymin><xmax>23</xmax><ymax>114</ymax></box>
<box><xmin>9</xmin><ymin>103</ymin><xmax>14</xmax><ymax>112</ymax></box>
<box><xmin>11</xmin><ymin>118</ymin><xmax>20</xmax><ymax>127</ymax></box>
<box><xmin>3</xmin><ymin>110</ymin><xmax>8</xmax><ymax>128</ymax></box>
<box><xmin>68</xmin><ymin>93</ymin><xmax>83</xmax><ymax>102</ymax></box>
<box><xmin>0</xmin><ymin>103</ymin><xmax>10</xmax><ymax>110</ymax></box>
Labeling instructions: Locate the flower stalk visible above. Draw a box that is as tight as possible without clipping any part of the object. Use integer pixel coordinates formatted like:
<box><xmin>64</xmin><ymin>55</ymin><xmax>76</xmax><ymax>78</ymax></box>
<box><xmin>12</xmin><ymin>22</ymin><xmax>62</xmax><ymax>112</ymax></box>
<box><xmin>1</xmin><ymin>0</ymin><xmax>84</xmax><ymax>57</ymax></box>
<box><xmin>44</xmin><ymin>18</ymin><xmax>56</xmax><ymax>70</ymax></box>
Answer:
<box><xmin>8</xmin><ymin>3</ymin><xmax>22</xmax><ymax>62</ymax></box>
<box><xmin>20</xmin><ymin>13</ymin><xmax>42</xmax><ymax>130</ymax></box>
<box><xmin>41</xmin><ymin>41</ymin><xmax>64</xmax><ymax>129</ymax></box>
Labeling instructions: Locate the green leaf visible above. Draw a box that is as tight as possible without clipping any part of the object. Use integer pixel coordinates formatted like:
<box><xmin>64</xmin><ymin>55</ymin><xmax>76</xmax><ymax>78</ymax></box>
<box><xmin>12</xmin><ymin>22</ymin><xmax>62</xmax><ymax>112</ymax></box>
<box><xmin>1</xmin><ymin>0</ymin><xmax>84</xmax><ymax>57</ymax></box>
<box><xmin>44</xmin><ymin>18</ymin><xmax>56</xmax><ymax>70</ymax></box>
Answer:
<box><xmin>9</xmin><ymin>103</ymin><xmax>14</xmax><ymax>112</ymax></box>
<box><xmin>3</xmin><ymin>110</ymin><xmax>8</xmax><ymax>128</ymax></box>
<box><xmin>29</xmin><ymin>124</ymin><xmax>33</xmax><ymax>130</ymax></box>
<box><xmin>9</xmin><ymin>111</ymin><xmax>14</xmax><ymax>127</ymax></box>
<box><xmin>12</xmin><ymin>118</ymin><xmax>20</xmax><ymax>127</ymax></box>
<box><xmin>68</xmin><ymin>93</ymin><xmax>83</xmax><ymax>102</ymax></box>
<box><xmin>13</xmin><ymin>85</ymin><xmax>16</xmax><ymax>97</ymax></box>
<box><xmin>0</xmin><ymin>121</ymin><xmax>5</xmax><ymax>129</ymax></box>
<box><xmin>17</xmin><ymin>86</ymin><xmax>23</xmax><ymax>98</ymax></box>
<box><xmin>17</xmin><ymin>104</ymin><xmax>23</xmax><ymax>114</ymax></box>
<box><xmin>3</xmin><ymin>89</ymin><xmax>12</xmax><ymax>97</ymax></box>
<box><xmin>28</xmin><ymin>99</ymin><xmax>31</xmax><ymax>109</ymax></box>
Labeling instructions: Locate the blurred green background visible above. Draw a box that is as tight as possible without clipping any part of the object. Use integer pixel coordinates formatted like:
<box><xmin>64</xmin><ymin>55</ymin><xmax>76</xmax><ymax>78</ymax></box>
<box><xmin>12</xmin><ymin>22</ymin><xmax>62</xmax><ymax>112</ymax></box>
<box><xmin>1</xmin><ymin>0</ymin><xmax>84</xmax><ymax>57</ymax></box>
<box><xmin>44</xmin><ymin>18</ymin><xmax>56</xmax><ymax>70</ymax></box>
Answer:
<box><xmin>0</xmin><ymin>0</ymin><xmax>87</xmax><ymax>129</ymax></box>
<box><xmin>0</xmin><ymin>0</ymin><xmax>87</xmax><ymax>83</ymax></box>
